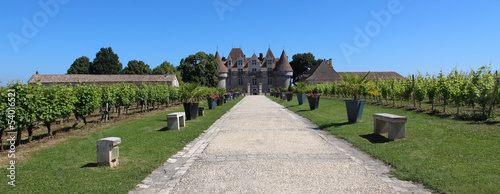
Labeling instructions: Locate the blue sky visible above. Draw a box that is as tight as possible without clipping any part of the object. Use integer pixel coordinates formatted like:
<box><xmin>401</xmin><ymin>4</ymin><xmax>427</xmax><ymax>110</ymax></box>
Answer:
<box><xmin>1</xmin><ymin>0</ymin><xmax>499</xmax><ymax>86</ymax></box>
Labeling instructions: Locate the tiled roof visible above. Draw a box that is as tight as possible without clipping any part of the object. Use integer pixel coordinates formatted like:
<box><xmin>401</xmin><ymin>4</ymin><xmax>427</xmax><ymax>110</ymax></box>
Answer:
<box><xmin>337</xmin><ymin>71</ymin><xmax>404</xmax><ymax>79</ymax></box>
<box><xmin>215</xmin><ymin>51</ymin><xmax>227</xmax><ymax>72</ymax></box>
<box><xmin>274</xmin><ymin>50</ymin><xmax>293</xmax><ymax>72</ymax></box>
<box><xmin>227</xmin><ymin>48</ymin><xmax>244</xmax><ymax>68</ymax></box>
<box><xmin>223</xmin><ymin>48</ymin><xmax>281</xmax><ymax>71</ymax></box>
<box><xmin>28</xmin><ymin>74</ymin><xmax>177</xmax><ymax>85</ymax></box>
<box><xmin>265</xmin><ymin>48</ymin><xmax>275</xmax><ymax>59</ymax></box>
<box><xmin>296</xmin><ymin>59</ymin><xmax>342</xmax><ymax>82</ymax></box>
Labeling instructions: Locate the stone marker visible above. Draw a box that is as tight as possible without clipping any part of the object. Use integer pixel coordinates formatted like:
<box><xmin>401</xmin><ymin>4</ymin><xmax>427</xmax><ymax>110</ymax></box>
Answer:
<box><xmin>96</xmin><ymin>137</ymin><xmax>121</xmax><ymax>167</ymax></box>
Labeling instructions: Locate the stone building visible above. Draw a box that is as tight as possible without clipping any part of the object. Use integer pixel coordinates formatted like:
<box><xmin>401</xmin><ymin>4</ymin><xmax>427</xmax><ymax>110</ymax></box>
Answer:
<box><xmin>296</xmin><ymin>59</ymin><xmax>403</xmax><ymax>85</ymax></box>
<box><xmin>28</xmin><ymin>71</ymin><xmax>179</xmax><ymax>87</ymax></box>
<box><xmin>216</xmin><ymin>48</ymin><xmax>293</xmax><ymax>95</ymax></box>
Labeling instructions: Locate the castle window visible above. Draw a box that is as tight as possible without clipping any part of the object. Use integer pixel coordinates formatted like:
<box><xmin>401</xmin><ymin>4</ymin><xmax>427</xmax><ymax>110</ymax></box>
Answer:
<box><xmin>238</xmin><ymin>69</ymin><xmax>243</xmax><ymax>72</ymax></box>
<box><xmin>252</xmin><ymin>79</ymin><xmax>257</xmax><ymax>85</ymax></box>
<box><xmin>237</xmin><ymin>59</ymin><xmax>243</xmax><ymax>66</ymax></box>
<box><xmin>267</xmin><ymin>67</ymin><xmax>272</xmax><ymax>72</ymax></box>
<box><xmin>252</xmin><ymin>68</ymin><xmax>257</xmax><ymax>72</ymax></box>
<box><xmin>252</xmin><ymin>59</ymin><xmax>256</xmax><ymax>66</ymax></box>
<box><xmin>268</xmin><ymin>78</ymin><xmax>272</xmax><ymax>85</ymax></box>
<box><xmin>238</xmin><ymin>79</ymin><xmax>243</xmax><ymax>85</ymax></box>
<box><xmin>267</xmin><ymin>59</ymin><xmax>272</xmax><ymax>67</ymax></box>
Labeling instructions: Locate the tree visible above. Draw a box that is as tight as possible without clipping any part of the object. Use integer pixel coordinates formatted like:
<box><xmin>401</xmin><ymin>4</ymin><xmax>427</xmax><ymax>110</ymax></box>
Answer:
<box><xmin>290</xmin><ymin>53</ymin><xmax>320</xmax><ymax>84</ymax></box>
<box><xmin>67</xmin><ymin>56</ymin><xmax>91</xmax><ymax>74</ymax></box>
<box><xmin>152</xmin><ymin>61</ymin><xmax>183</xmax><ymax>82</ymax></box>
<box><xmin>121</xmin><ymin>60</ymin><xmax>152</xmax><ymax>74</ymax></box>
<box><xmin>177</xmin><ymin>52</ymin><xmax>218</xmax><ymax>87</ymax></box>
<box><xmin>89</xmin><ymin>47</ymin><xmax>122</xmax><ymax>74</ymax></box>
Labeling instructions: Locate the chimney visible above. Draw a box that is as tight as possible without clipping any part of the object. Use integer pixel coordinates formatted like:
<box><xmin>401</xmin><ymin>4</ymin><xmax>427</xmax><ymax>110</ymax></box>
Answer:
<box><xmin>222</xmin><ymin>57</ymin><xmax>226</xmax><ymax>61</ymax></box>
<box><xmin>329</xmin><ymin>58</ymin><xmax>332</xmax><ymax>64</ymax></box>
<box><xmin>259</xmin><ymin>53</ymin><xmax>263</xmax><ymax>60</ymax></box>
<box><xmin>36</xmin><ymin>71</ymin><xmax>39</xmax><ymax>75</ymax></box>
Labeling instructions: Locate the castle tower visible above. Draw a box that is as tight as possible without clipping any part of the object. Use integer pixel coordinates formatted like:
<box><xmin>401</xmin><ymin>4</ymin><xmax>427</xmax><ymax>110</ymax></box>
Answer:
<box><xmin>215</xmin><ymin>51</ymin><xmax>228</xmax><ymax>89</ymax></box>
<box><xmin>274</xmin><ymin>50</ymin><xmax>293</xmax><ymax>88</ymax></box>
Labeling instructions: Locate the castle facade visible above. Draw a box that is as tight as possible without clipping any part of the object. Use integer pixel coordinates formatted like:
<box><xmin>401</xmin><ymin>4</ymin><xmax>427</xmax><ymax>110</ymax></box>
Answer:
<box><xmin>216</xmin><ymin>48</ymin><xmax>293</xmax><ymax>95</ymax></box>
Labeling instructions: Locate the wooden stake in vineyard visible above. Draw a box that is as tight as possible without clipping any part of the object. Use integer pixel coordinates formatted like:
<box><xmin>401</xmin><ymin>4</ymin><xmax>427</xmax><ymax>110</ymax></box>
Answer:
<box><xmin>487</xmin><ymin>71</ymin><xmax>499</xmax><ymax>118</ymax></box>
<box><xmin>412</xmin><ymin>74</ymin><xmax>416</xmax><ymax>108</ymax></box>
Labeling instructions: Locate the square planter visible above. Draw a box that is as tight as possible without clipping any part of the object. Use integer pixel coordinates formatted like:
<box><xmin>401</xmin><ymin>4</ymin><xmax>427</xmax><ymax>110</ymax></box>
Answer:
<box><xmin>207</xmin><ymin>98</ymin><xmax>217</xmax><ymax>110</ymax></box>
<box><xmin>345</xmin><ymin>100</ymin><xmax>365</xmax><ymax>123</ymax></box>
<box><xmin>183</xmin><ymin>102</ymin><xmax>199</xmax><ymax>120</ymax></box>
<box><xmin>307</xmin><ymin>96</ymin><xmax>320</xmax><ymax>110</ymax></box>
<box><xmin>217</xmin><ymin>97</ymin><xmax>224</xmax><ymax>106</ymax></box>
<box><xmin>297</xmin><ymin>94</ymin><xmax>306</xmax><ymax>105</ymax></box>
<box><xmin>286</xmin><ymin>93</ymin><xmax>293</xmax><ymax>101</ymax></box>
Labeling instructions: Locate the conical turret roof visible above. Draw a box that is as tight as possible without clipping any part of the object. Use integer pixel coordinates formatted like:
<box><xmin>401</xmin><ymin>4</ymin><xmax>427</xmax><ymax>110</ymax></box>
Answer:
<box><xmin>265</xmin><ymin>48</ymin><xmax>275</xmax><ymax>59</ymax></box>
<box><xmin>274</xmin><ymin>50</ymin><xmax>293</xmax><ymax>72</ymax></box>
<box><xmin>215</xmin><ymin>51</ymin><xmax>227</xmax><ymax>72</ymax></box>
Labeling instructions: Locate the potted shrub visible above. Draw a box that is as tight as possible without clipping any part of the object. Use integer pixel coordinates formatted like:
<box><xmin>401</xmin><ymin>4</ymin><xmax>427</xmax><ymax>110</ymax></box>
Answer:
<box><xmin>232</xmin><ymin>88</ymin><xmax>243</xmax><ymax>98</ymax></box>
<box><xmin>306</xmin><ymin>92</ymin><xmax>321</xmax><ymax>110</ymax></box>
<box><xmin>180</xmin><ymin>82</ymin><xmax>204</xmax><ymax>120</ymax></box>
<box><xmin>340</xmin><ymin>72</ymin><xmax>379</xmax><ymax>123</ymax></box>
<box><xmin>225</xmin><ymin>92</ymin><xmax>232</xmax><ymax>102</ymax></box>
<box><xmin>294</xmin><ymin>82</ymin><xmax>309</xmax><ymax>105</ymax></box>
<box><xmin>278</xmin><ymin>86</ymin><xmax>285</xmax><ymax>99</ymax></box>
<box><xmin>207</xmin><ymin>94</ymin><xmax>218</xmax><ymax>109</ymax></box>
<box><xmin>285</xmin><ymin>91</ymin><xmax>293</xmax><ymax>101</ymax></box>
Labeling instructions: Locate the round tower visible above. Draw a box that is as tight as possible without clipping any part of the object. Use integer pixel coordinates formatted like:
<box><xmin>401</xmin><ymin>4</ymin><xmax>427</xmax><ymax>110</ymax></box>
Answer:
<box><xmin>274</xmin><ymin>50</ymin><xmax>293</xmax><ymax>88</ymax></box>
<box><xmin>215</xmin><ymin>51</ymin><xmax>228</xmax><ymax>90</ymax></box>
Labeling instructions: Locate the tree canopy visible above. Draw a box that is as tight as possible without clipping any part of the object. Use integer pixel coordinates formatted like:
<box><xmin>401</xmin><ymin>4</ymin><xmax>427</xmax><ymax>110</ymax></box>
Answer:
<box><xmin>177</xmin><ymin>52</ymin><xmax>218</xmax><ymax>87</ymax></box>
<box><xmin>67</xmin><ymin>56</ymin><xmax>91</xmax><ymax>74</ymax></box>
<box><xmin>152</xmin><ymin>61</ymin><xmax>183</xmax><ymax>82</ymax></box>
<box><xmin>89</xmin><ymin>47</ymin><xmax>122</xmax><ymax>74</ymax></box>
<box><xmin>121</xmin><ymin>60</ymin><xmax>152</xmax><ymax>74</ymax></box>
<box><xmin>290</xmin><ymin>53</ymin><xmax>321</xmax><ymax>83</ymax></box>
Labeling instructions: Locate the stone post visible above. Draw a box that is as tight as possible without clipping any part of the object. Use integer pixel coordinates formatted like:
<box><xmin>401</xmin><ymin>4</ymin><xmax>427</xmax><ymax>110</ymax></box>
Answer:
<box><xmin>96</xmin><ymin>137</ymin><xmax>121</xmax><ymax>167</ymax></box>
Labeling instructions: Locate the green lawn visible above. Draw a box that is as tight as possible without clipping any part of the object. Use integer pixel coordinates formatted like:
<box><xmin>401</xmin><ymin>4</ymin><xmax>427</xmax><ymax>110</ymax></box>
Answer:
<box><xmin>270</xmin><ymin>95</ymin><xmax>499</xmax><ymax>193</ymax></box>
<box><xmin>0</xmin><ymin>97</ymin><xmax>242</xmax><ymax>193</ymax></box>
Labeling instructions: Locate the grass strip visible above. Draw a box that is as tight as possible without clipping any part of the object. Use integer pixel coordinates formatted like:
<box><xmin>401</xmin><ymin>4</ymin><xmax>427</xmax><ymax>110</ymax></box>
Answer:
<box><xmin>270</xmin><ymin>95</ymin><xmax>499</xmax><ymax>193</ymax></box>
<box><xmin>1</xmin><ymin>97</ymin><xmax>242</xmax><ymax>193</ymax></box>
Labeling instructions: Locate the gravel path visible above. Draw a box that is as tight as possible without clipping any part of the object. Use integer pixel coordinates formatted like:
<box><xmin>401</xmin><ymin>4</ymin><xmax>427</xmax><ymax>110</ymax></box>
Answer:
<box><xmin>130</xmin><ymin>96</ymin><xmax>430</xmax><ymax>194</ymax></box>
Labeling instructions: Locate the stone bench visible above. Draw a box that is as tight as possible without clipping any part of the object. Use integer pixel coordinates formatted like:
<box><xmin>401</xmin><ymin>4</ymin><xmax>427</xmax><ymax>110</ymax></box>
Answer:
<box><xmin>373</xmin><ymin>113</ymin><xmax>408</xmax><ymax>140</ymax></box>
<box><xmin>166</xmin><ymin>112</ymin><xmax>186</xmax><ymax>130</ymax></box>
